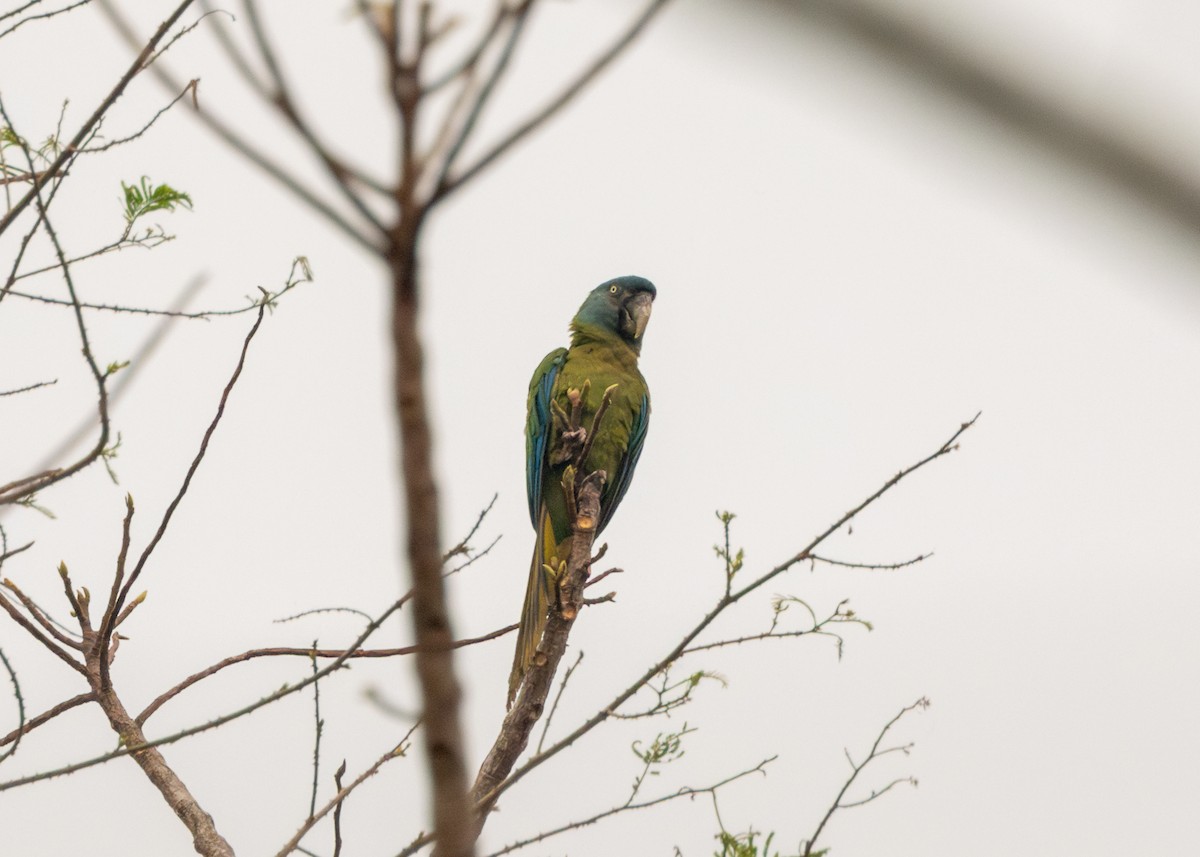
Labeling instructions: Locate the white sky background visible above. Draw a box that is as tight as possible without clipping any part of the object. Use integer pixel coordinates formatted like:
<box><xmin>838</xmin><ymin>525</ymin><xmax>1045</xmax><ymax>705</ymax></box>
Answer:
<box><xmin>1</xmin><ymin>1</ymin><xmax>1198</xmax><ymax>855</ymax></box>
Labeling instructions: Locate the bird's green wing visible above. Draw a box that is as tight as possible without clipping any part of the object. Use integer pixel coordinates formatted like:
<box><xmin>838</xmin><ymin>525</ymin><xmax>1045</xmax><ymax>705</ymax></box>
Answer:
<box><xmin>526</xmin><ymin>347</ymin><xmax>568</xmax><ymax>528</ymax></box>
<box><xmin>596</xmin><ymin>392</ymin><xmax>650</xmax><ymax>535</ymax></box>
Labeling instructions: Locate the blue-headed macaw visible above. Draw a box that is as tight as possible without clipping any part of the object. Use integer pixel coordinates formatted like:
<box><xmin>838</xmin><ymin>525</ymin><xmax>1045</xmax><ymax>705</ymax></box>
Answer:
<box><xmin>508</xmin><ymin>275</ymin><xmax>656</xmax><ymax>704</ymax></box>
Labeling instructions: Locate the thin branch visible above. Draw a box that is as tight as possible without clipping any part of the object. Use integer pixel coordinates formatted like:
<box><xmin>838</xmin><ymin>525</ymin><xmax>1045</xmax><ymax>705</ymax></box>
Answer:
<box><xmin>0</xmin><ymin>541</ymin><xmax>34</xmax><ymax>563</ymax></box>
<box><xmin>0</xmin><ymin>579</ymin><xmax>84</xmax><ymax>649</ymax></box>
<box><xmin>0</xmin><ymin>1</ymin><xmax>47</xmax><ymax>27</ymax></box>
<box><xmin>136</xmin><ymin>623</ymin><xmax>517</xmax><ymax>726</ymax></box>
<box><xmin>97</xmin><ymin>492</ymin><xmax>136</xmax><ymax>689</ymax></box>
<box><xmin>0</xmin><ymin>647</ymin><xmax>23</xmax><ymax>763</ymax></box>
<box><xmin>483</xmin><ymin>757</ymin><xmax>775</xmax><ymax>857</ymax></box>
<box><xmin>421</xmin><ymin>3</ymin><xmax>509</xmax><ymax>94</ymax></box>
<box><xmin>421</xmin><ymin>1</ymin><xmax>534</xmax><ymax>202</ymax></box>
<box><xmin>0</xmin><ymin>691</ymin><xmax>94</xmax><ymax>749</ymax></box>
<box><xmin>84</xmin><ymin>645</ymin><xmax>235</xmax><ymax>855</ymax></box>
<box><xmin>585</xmin><ymin>566</ymin><xmax>621</xmax><ymax>588</ymax></box>
<box><xmin>730</xmin><ymin>414</ymin><xmax>979</xmax><ymax>603</ymax></box>
<box><xmin>113</xmin><ymin>299</ymin><xmax>270</xmax><ymax>620</ymax></box>
<box><xmin>445</xmin><ymin>534</ymin><xmax>501</xmax><ymax>577</ymax></box>
<box><xmin>273</xmin><ymin>721</ymin><xmax>421</xmax><ymax>857</ymax></box>
<box><xmin>536</xmin><ymin>650</ymin><xmax>583</xmax><ymax>754</ymax></box>
<box><xmin>0</xmin><ymin>594</ymin><xmax>87</xmax><ymax>677</ymax></box>
<box><xmin>802</xmin><ymin>698</ymin><xmax>928</xmax><ymax>856</ymax></box>
<box><xmin>0</xmin><ymin>0</ymin><xmax>91</xmax><ymax>41</ymax></box>
<box><xmin>308</xmin><ymin>641</ymin><xmax>323</xmax><ymax>821</ymax></box>
<box><xmin>332</xmin><ymin>760</ymin><xmax>346</xmax><ymax>857</ymax></box>
<box><xmin>80</xmin><ymin>78</ymin><xmax>198</xmax><ymax>153</ymax></box>
<box><xmin>809</xmin><ymin>552</ymin><xmax>930</xmax><ymax>571</ymax></box>
<box><xmin>1</xmin><ymin>270</ymin><xmax>310</xmax><ymax>319</ymax></box>
<box><xmin>681</xmin><ymin>599</ymin><xmax>870</xmax><ymax>658</ymax></box>
<box><xmin>442</xmin><ymin>493</ymin><xmax>498</xmax><ymax>561</ymax></box>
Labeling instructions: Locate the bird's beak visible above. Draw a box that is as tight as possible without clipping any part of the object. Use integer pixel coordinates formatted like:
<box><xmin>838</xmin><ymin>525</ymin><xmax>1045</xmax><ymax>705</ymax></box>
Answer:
<box><xmin>622</xmin><ymin>291</ymin><xmax>653</xmax><ymax>341</ymax></box>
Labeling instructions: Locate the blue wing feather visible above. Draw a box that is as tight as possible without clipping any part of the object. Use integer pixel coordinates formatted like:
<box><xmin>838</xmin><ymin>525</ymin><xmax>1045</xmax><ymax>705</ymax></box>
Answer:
<box><xmin>596</xmin><ymin>392</ymin><xmax>650</xmax><ymax>535</ymax></box>
<box><xmin>526</xmin><ymin>349</ymin><xmax>567</xmax><ymax>528</ymax></box>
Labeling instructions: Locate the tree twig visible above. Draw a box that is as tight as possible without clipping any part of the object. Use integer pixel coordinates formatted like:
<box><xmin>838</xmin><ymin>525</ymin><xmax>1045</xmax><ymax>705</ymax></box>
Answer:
<box><xmin>536</xmin><ymin>650</ymin><xmax>583</xmax><ymax>754</ymax></box>
<box><xmin>136</xmin><ymin>622</ymin><xmax>517</xmax><ymax>726</ymax></box>
<box><xmin>483</xmin><ymin>756</ymin><xmax>775</xmax><ymax>857</ymax></box>
<box><xmin>802</xmin><ymin>698</ymin><xmax>928</xmax><ymax>856</ymax></box>
<box><xmin>274</xmin><ymin>720</ymin><xmax>421</xmax><ymax>857</ymax></box>
<box><xmin>0</xmin><ymin>691</ymin><xmax>94</xmax><ymax>750</ymax></box>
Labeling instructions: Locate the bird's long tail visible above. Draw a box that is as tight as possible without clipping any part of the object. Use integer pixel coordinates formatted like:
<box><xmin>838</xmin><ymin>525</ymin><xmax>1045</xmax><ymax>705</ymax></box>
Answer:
<box><xmin>508</xmin><ymin>506</ymin><xmax>557</xmax><ymax>706</ymax></box>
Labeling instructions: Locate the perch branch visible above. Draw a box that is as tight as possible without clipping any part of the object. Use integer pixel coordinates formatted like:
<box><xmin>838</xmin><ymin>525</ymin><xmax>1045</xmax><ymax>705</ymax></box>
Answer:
<box><xmin>471</xmin><ymin>415</ymin><xmax>978</xmax><ymax>817</ymax></box>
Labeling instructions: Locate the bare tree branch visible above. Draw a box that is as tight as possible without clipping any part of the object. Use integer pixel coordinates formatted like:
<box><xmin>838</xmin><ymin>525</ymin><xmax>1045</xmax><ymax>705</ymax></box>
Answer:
<box><xmin>274</xmin><ymin>721</ymin><xmax>421</xmax><ymax>857</ymax></box>
<box><xmin>485</xmin><ymin>756</ymin><xmax>775</xmax><ymax>857</ymax></box>
<box><xmin>802</xmin><ymin>697</ymin><xmax>928</xmax><ymax>856</ymax></box>
<box><xmin>136</xmin><ymin>623</ymin><xmax>517</xmax><ymax>726</ymax></box>
<box><xmin>0</xmin><ymin>691</ymin><xmax>94</xmax><ymax>751</ymax></box>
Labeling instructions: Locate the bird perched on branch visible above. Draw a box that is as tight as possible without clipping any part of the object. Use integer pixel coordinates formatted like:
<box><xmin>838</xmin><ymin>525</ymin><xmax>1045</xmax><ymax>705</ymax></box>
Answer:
<box><xmin>508</xmin><ymin>275</ymin><xmax>656</xmax><ymax>705</ymax></box>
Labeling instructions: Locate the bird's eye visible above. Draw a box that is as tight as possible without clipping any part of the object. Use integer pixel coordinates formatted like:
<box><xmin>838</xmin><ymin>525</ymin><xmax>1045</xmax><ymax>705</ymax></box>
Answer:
<box><xmin>609</xmin><ymin>285</ymin><xmax>619</xmax><ymax>294</ymax></box>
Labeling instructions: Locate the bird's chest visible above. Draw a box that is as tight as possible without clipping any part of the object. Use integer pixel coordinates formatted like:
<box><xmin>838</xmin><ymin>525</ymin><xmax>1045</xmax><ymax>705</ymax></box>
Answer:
<box><xmin>551</xmin><ymin>351</ymin><xmax>641</xmax><ymax>476</ymax></box>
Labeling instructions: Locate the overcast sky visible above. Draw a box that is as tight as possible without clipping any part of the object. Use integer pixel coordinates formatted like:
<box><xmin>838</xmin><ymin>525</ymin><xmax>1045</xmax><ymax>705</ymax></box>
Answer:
<box><xmin>2</xmin><ymin>2</ymin><xmax>1198</xmax><ymax>855</ymax></box>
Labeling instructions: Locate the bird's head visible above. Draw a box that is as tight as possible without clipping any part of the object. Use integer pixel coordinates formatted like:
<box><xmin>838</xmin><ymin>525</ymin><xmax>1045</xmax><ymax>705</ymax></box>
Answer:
<box><xmin>572</xmin><ymin>275</ymin><xmax>656</xmax><ymax>349</ymax></box>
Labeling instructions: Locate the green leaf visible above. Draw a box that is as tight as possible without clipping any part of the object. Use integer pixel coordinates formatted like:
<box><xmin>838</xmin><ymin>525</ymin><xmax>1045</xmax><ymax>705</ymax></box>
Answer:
<box><xmin>121</xmin><ymin>176</ymin><xmax>193</xmax><ymax>225</ymax></box>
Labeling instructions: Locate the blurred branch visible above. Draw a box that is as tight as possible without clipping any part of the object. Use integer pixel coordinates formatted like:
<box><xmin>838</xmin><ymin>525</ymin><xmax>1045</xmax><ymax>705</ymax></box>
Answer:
<box><xmin>242</xmin><ymin>0</ymin><xmax>389</xmax><ymax>233</ymax></box>
<box><xmin>96</xmin><ymin>0</ymin><xmax>385</xmax><ymax>254</ymax></box>
<box><xmin>795</xmin><ymin>0</ymin><xmax>1200</xmax><ymax>236</ymax></box>
<box><xmin>433</xmin><ymin>0</ymin><xmax>673</xmax><ymax>203</ymax></box>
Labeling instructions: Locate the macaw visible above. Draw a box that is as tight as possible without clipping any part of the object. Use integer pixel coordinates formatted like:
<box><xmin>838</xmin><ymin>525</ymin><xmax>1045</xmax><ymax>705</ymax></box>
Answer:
<box><xmin>508</xmin><ymin>275</ymin><xmax>656</xmax><ymax>705</ymax></box>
